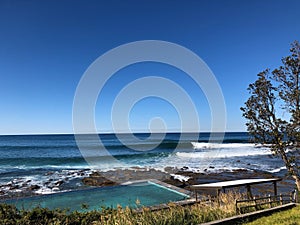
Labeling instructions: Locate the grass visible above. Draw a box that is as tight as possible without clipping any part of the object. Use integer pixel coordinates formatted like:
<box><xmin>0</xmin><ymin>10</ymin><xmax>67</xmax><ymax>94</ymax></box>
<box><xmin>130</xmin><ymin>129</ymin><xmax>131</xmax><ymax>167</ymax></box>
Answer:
<box><xmin>243</xmin><ymin>205</ymin><xmax>300</xmax><ymax>225</ymax></box>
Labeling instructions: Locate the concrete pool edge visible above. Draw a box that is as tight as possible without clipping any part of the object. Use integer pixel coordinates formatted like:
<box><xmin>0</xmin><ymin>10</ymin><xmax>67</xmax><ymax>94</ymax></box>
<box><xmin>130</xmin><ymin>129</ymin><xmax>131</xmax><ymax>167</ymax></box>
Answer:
<box><xmin>121</xmin><ymin>179</ymin><xmax>192</xmax><ymax>197</ymax></box>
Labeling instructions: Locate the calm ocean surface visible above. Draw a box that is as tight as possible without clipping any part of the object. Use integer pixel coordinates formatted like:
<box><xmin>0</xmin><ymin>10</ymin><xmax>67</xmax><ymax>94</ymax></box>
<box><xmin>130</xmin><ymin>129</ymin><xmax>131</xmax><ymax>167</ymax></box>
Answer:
<box><xmin>0</xmin><ymin>132</ymin><xmax>285</xmax><ymax>195</ymax></box>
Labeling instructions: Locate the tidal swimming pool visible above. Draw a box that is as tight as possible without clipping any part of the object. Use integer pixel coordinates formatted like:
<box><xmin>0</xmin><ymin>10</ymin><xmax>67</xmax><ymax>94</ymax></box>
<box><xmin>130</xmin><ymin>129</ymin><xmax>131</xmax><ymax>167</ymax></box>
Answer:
<box><xmin>4</xmin><ymin>180</ymin><xmax>190</xmax><ymax>212</ymax></box>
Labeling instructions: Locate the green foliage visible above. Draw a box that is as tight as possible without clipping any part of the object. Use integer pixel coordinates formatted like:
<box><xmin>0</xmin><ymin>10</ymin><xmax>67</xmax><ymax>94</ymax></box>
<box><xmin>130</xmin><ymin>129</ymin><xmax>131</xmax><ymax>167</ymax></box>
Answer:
<box><xmin>0</xmin><ymin>203</ymin><xmax>20</xmax><ymax>225</ymax></box>
<box><xmin>241</xmin><ymin>40</ymin><xmax>300</xmax><ymax>190</ymax></box>
<box><xmin>243</xmin><ymin>205</ymin><xmax>300</xmax><ymax>225</ymax></box>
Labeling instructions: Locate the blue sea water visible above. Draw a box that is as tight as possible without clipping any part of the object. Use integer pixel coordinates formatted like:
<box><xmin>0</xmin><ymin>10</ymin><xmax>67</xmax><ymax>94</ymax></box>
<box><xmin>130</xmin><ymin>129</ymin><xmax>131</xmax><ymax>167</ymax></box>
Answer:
<box><xmin>0</xmin><ymin>132</ymin><xmax>286</xmax><ymax>195</ymax></box>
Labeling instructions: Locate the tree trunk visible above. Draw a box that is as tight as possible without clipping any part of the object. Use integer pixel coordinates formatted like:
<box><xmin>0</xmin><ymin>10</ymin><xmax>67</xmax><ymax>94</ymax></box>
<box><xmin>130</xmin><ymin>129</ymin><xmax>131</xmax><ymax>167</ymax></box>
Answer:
<box><xmin>293</xmin><ymin>175</ymin><xmax>300</xmax><ymax>191</ymax></box>
<box><xmin>279</xmin><ymin>147</ymin><xmax>300</xmax><ymax>191</ymax></box>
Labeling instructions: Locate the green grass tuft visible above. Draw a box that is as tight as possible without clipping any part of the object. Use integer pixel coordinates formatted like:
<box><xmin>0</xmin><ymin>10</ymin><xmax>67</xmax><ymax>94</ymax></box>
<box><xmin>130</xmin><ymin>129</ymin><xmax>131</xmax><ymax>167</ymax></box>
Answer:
<box><xmin>243</xmin><ymin>205</ymin><xmax>300</xmax><ymax>225</ymax></box>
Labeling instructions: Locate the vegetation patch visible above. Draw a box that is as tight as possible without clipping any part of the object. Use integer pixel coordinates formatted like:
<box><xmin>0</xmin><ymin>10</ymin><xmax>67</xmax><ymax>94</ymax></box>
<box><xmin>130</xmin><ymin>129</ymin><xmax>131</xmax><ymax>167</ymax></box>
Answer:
<box><xmin>243</xmin><ymin>205</ymin><xmax>300</xmax><ymax>225</ymax></box>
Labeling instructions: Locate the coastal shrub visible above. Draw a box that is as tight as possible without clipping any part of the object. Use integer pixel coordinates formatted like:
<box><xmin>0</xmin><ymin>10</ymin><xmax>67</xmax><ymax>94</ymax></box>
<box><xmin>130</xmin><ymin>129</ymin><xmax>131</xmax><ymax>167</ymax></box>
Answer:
<box><xmin>0</xmin><ymin>203</ymin><xmax>20</xmax><ymax>225</ymax></box>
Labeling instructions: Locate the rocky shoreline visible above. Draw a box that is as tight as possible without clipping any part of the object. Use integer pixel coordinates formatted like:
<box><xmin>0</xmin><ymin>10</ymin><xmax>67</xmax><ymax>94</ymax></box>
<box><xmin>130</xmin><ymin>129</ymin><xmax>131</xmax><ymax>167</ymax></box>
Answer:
<box><xmin>83</xmin><ymin>167</ymin><xmax>296</xmax><ymax>195</ymax></box>
<box><xmin>0</xmin><ymin>167</ymin><xmax>296</xmax><ymax>201</ymax></box>
<box><xmin>0</xmin><ymin>169</ymin><xmax>93</xmax><ymax>200</ymax></box>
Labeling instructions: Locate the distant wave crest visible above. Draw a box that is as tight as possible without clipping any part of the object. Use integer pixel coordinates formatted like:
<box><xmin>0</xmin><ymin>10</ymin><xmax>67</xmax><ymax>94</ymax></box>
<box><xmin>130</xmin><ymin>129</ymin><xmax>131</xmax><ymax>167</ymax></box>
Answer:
<box><xmin>177</xmin><ymin>142</ymin><xmax>271</xmax><ymax>158</ymax></box>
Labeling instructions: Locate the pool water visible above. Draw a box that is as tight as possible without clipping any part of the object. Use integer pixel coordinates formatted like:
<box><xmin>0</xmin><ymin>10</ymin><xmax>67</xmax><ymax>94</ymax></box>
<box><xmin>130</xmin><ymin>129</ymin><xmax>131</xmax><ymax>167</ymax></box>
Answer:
<box><xmin>5</xmin><ymin>181</ymin><xmax>189</xmax><ymax>212</ymax></box>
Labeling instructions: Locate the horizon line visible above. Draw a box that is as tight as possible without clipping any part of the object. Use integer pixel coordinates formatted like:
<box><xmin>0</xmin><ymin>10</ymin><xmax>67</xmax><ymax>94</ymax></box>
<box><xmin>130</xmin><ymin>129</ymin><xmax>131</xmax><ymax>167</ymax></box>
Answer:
<box><xmin>0</xmin><ymin>131</ymin><xmax>247</xmax><ymax>136</ymax></box>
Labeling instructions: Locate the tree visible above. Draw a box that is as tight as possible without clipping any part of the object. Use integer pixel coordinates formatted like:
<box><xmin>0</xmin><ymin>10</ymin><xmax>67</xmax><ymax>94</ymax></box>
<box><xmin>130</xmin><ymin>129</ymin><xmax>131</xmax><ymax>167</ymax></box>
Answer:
<box><xmin>241</xmin><ymin>41</ymin><xmax>300</xmax><ymax>191</ymax></box>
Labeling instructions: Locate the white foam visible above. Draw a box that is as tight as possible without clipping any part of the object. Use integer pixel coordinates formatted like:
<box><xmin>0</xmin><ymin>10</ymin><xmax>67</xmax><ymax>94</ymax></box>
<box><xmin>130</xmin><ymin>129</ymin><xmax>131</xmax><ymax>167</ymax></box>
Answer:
<box><xmin>35</xmin><ymin>187</ymin><xmax>55</xmax><ymax>195</ymax></box>
<box><xmin>176</xmin><ymin>150</ymin><xmax>270</xmax><ymax>158</ymax></box>
<box><xmin>191</xmin><ymin>142</ymin><xmax>265</xmax><ymax>149</ymax></box>
<box><xmin>177</xmin><ymin>143</ymin><xmax>271</xmax><ymax>159</ymax></box>
<box><xmin>170</xmin><ymin>174</ymin><xmax>190</xmax><ymax>182</ymax></box>
<box><xmin>267</xmin><ymin>166</ymin><xmax>286</xmax><ymax>173</ymax></box>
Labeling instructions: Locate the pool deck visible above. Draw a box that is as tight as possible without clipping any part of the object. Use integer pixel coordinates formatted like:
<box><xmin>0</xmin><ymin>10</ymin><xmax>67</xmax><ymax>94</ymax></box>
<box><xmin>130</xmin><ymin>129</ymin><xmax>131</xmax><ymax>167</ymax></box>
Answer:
<box><xmin>122</xmin><ymin>179</ymin><xmax>192</xmax><ymax>196</ymax></box>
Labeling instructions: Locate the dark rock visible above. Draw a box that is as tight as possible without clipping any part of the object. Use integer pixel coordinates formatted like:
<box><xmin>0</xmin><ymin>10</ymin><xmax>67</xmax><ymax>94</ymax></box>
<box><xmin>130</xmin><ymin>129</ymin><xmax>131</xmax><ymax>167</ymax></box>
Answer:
<box><xmin>28</xmin><ymin>185</ymin><xmax>40</xmax><ymax>191</ymax></box>
<box><xmin>9</xmin><ymin>185</ymin><xmax>20</xmax><ymax>190</ymax></box>
<box><xmin>45</xmin><ymin>172</ymin><xmax>54</xmax><ymax>176</ymax></box>
<box><xmin>164</xmin><ymin>176</ymin><xmax>185</xmax><ymax>188</ymax></box>
<box><xmin>232</xmin><ymin>168</ymin><xmax>248</xmax><ymax>173</ymax></box>
<box><xmin>21</xmin><ymin>183</ymin><xmax>28</xmax><ymax>187</ymax></box>
<box><xmin>82</xmin><ymin>173</ymin><xmax>117</xmax><ymax>187</ymax></box>
<box><xmin>55</xmin><ymin>180</ymin><xmax>64</xmax><ymax>186</ymax></box>
<box><xmin>164</xmin><ymin>167</ymin><xmax>175</xmax><ymax>173</ymax></box>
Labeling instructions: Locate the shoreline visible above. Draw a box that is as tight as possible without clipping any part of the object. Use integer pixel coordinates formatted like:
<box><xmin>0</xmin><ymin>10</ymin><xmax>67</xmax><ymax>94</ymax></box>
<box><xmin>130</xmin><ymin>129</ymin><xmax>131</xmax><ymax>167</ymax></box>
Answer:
<box><xmin>0</xmin><ymin>166</ymin><xmax>296</xmax><ymax>201</ymax></box>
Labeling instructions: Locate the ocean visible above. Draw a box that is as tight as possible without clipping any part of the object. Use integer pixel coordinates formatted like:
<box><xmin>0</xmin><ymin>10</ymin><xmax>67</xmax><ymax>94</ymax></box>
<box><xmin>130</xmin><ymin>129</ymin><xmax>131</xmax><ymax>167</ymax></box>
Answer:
<box><xmin>0</xmin><ymin>132</ymin><xmax>286</xmax><ymax>196</ymax></box>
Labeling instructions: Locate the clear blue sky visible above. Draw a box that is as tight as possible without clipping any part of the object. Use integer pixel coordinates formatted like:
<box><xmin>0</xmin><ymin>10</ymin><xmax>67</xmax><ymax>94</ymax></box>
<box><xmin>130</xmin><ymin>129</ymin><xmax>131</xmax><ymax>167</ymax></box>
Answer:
<box><xmin>1</xmin><ymin>0</ymin><xmax>300</xmax><ymax>135</ymax></box>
